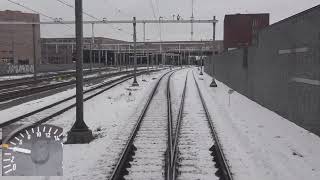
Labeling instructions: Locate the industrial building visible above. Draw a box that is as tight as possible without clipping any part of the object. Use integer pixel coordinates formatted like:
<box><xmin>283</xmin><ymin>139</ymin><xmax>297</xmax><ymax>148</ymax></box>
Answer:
<box><xmin>0</xmin><ymin>10</ymin><xmax>40</xmax><ymax>65</ymax></box>
<box><xmin>223</xmin><ymin>13</ymin><xmax>269</xmax><ymax>50</ymax></box>
<box><xmin>41</xmin><ymin>37</ymin><xmax>126</xmax><ymax>64</ymax></box>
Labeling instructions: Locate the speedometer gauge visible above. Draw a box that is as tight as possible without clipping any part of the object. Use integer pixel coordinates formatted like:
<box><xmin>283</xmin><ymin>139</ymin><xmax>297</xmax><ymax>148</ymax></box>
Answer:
<box><xmin>2</xmin><ymin>124</ymin><xmax>63</xmax><ymax>176</ymax></box>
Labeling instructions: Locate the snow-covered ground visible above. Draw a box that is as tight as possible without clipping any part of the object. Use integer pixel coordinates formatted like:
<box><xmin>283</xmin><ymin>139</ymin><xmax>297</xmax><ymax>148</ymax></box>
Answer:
<box><xmin>0</xmin><ymin>69</ymin><xmax>169</xmax><ymax>180</ymax></box>
<box><xmin>195</xmin><ymin>70</ymin><xmax>320</xmax><ymax>180</ymax></box>
<box><xmin>2</xmin><ymin>67</ymin><xmax>319</xmax><ymax>180</ymax></box>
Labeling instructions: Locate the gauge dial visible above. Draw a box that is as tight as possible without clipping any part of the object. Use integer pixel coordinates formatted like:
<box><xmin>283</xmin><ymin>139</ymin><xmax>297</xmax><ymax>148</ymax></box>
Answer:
<box><xmin>2</xmin><ymin>124</ymin><xmax>63</xmax><ymax>176</ymax></box>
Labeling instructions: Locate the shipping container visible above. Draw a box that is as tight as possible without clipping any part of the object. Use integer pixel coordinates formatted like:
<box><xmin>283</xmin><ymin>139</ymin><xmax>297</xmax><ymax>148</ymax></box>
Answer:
<box><xmin>223</xmin><ymin>13</ymin><xmax>269</xmax><ymax>49</ymax></box>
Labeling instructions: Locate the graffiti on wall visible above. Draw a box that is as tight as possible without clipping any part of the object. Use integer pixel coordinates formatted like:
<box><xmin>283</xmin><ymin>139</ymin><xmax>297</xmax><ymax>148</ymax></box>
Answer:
<box><xmin>6</xmin><ymin>64</ymin><xmax>34</xmax><ymax>74</ymax></box>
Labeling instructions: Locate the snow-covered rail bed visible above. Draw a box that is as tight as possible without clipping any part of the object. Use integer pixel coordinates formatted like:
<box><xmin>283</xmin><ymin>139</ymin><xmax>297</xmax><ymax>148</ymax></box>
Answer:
<box><xmin>109</xmin><ymin>70</ymin><xmax>178</xmax><ymax>180</ymax></box>
<box><xmin>175</xmin><ymin>71</ymin><xmax>219</xmax><ymax>179</ymax></box>
<box><xmin>124</xmin><ymin>73</ymin><xmax>170</xmax><ymax>179</ymax></box>
<box><xmin>0</xmin><ymin>71</ymin><xmax>158</xmax><ymax>140</ymax></box>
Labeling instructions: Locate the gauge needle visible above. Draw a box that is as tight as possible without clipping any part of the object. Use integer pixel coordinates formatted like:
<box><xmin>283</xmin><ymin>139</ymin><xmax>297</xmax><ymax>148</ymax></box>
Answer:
<box><xmin>8</xmin><ymin>147</ymin><xmax>31</xmax><ymax>154</ymax></box>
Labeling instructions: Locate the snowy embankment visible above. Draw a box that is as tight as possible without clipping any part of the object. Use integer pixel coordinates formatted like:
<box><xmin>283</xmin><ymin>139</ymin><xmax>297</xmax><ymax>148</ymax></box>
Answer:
<box><xmin>0</xmin><ymin>70</ymin><xmax>168</xmax><ymax>180</ymax></box>
<box><xmin>196</xmin><ymin>70</ymin><xmax>320</xmax><ymax>180</ymax></box>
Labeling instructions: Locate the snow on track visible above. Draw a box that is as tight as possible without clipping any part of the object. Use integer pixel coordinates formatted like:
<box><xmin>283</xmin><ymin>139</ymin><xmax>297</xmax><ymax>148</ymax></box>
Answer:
<box><xmin>170</xmin><ymin>69</ymin><xmax>189</xmax><ymax>137</ymax></box>
<box><xmin>124</xmin><ymin>73</ymin><xmax>171</xmax><ymax>179</ymax></box>
<box><xmin>0</xmin><ymin>70</ymin><xmax>168</xmax><ymax>180</ymax></box>
<box><xmin>177</xmin><ymin>71</ymin><xmax>218</xmax><ymax>180</ymax></box>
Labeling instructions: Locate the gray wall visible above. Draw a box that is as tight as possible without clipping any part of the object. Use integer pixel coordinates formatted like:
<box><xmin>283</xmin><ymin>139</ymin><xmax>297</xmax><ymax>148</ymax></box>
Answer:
<box><xmin>205</xmin><ymin>6</ymin><xmax>320</xmax><ymax>135</ymax></box>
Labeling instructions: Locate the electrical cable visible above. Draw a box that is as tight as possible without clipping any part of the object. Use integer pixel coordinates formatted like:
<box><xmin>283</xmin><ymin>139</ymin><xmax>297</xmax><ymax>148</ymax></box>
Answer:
<box><xmin>7</xmin><ymin>0</ymin><xmax>72</xmax><ymax>29</ymax></box>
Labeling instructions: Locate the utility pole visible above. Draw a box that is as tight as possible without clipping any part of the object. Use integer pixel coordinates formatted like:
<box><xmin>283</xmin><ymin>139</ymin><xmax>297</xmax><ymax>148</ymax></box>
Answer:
<box><xmin>118</xmin><ymin>44</ymin><xmax>121</xmax><ymax>71</ymax></box>
<box><xmin>132</xmin><ymin>17</ymin><xmax>139</xmax><ymax>86</ymax></box>
<box><xmin>66</xmin><ymin>0</ymin><xmax>93</xmax><ymax>144</ymax></box>
<box><xmin>210</xmin><ymin>16</ymin><xmax>218</xmax><ymax>87</ymax></box>
<box><xmin>191</xmin><ymin>0</ymin><xmax>194</xmax><ymax>41</ymax></box>
<box><xmin>143</xmin><ymin>22</ymin><xmax>146</xmax><ymax>43</ymax></box>
<box><xmin>104</xmin><ymin>50</ymin><xmax>108</xmax><ymax>66</ymax></box>
<box><xmin>32</xmin><ymin>23</ymin><xmax>37</xmax><ymax>80</ymax></box>
<box><xmin>90</xmin><ymin>23</ymin><xmax>94</xmax><ymax>71</ymax></box>
<box><xmin>147</xmin><ymin>44</ymin><xmax>149</xmax><ymax>74</ymax></box>
<box><xmin>200</xmin><ymin>46</ymin><xmax>203</xmax><ymax>75</ymax></box>
<box><xmin>159</xmin><ymin>16</ymin><xmax>164</xmax><ymax>66</ymax></box>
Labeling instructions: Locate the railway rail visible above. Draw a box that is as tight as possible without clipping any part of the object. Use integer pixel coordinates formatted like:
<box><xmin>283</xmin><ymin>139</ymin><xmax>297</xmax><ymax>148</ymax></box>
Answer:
<box><xmin>109</xmin><ymin>70</ymin><xmax>176</xmax><ymax>180</ymax></box>
<box><xmin>109</xmin><ymin>68</ymin><xmax>233</xmax><ymax>180</ymax></box>
<box><xmin>0</xmin><ymin>69</ymin><xmax>148</xmax><ymax>102</ymax></box>
<box><xmin>0</xmin><ymin>67</ymin><xmax>116</xmax><ymax>89</ymax></box>
<box><xmin>0</xmin><ymin>69</ymin><xmax>161</xmax><ymax>143</ymax></box>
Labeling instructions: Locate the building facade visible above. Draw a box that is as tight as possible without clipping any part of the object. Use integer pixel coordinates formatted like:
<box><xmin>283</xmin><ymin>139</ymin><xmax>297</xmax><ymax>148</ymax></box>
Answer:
<box><xmin>41</xmin><ymin>37</ymin><xmax>127</xmax><ymax>64</ymax></box>
<box><xmin>0</xmin><ymin>10</ymin><xmax>40</xmax><ymax>65</ymax></box>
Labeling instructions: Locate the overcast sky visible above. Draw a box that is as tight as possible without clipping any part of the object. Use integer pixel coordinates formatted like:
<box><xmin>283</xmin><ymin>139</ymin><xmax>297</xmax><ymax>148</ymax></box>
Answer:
<box><xmin>0</xmin><ymin>0</ymin><xmax>319</xmax><ymax>41</ymax></box>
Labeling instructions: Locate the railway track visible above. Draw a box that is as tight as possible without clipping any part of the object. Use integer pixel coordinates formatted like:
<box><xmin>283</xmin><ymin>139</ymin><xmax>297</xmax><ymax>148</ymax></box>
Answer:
<box><xmin>0</xmin><ymin>69</ymin><xmax>148</xmax><ymax>102</ymax></box>
<box><xmin>0</xmin><ymin>69</ymin><xmax>161</xmax><ymax>143</ymax></box>
<box><xmin>110</xmin><ymin>69</ymin><xmax>233</xmax><ymax>180</ymax></box>
<box><xmin>109</xmin><ymin>70</ymin><xmax>176</xmax><ymax>180</ymax></box>
<box><xmin>0</xmin><ymin>67</ymin><xmax>115</xmax><ymax>89</ymax></box>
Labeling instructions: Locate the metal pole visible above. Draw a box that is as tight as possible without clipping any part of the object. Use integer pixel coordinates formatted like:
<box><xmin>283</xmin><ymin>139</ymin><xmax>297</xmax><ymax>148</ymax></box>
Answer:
<box><xmin>67</xmin><ymin>0</ymin><xmax>93</xmax><ymax>144</ymax></box>
<box><xmin>90</xmin><ymin>23</ymin><xmax>94</xmax><ymax>71</ymax></box>
<box><xmin>118</xmin><ymin>44</ymin><xmax>121</xmax><ymax>71</ymax></box>
<box><xmin>143</xmin><ymin>22</ymin><xmax>146</xmax><ymax>43</ymax></box>
<box><xmin>105</xmin><ymin>50</ymin><xmax>107</xmax><ymax>66</ymax></box>
<box><xmin>32</xmin><ymin>23</ymin><xmax>37</xmax><ymax>80</ymax></box>
<box><xmin>147</xmin><ymin>44</ymin><xmax>149</xmax><ymax>74</ymax></box>
<box><xmin>98</xmin><ymin>49</ymin><xmax>101</xmax><ymax>64</ymax></box>
<box><xmin>200</xmin><ymin>46</ymin><xmax>203</xmax><ymax>75</ymax></box>
<box><xmin>210</xmin><ymin>16</ymin><xmax>217</xmax><ymax>87</ymax></box>
<box><xmin>132</xmin><ymin>17</ymin><xmax>139</xmax><ymax>86</ymax></box>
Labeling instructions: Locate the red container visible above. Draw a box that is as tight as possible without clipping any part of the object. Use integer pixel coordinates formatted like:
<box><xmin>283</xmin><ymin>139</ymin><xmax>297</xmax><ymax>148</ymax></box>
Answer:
<box><xmin>224</xmin><ymin>13</ymin><xmax>269</xmax><ymax>49</ymax></box>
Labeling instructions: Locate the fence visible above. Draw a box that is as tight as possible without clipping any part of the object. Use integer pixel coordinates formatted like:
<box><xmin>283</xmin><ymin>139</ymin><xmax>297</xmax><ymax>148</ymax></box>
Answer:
<box><xmin>205</xmin><ymin>5</ymin><xmax>320</xmax><ymax>135</ymax></box>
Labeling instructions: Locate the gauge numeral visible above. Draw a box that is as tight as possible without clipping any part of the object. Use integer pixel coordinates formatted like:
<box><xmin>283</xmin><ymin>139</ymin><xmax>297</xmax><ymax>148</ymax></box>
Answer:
<box><xmin>12</xmin><ymin>164</ymin><xmax>16</xmax><ymax>171</ymax></box>
<box><xmin>54</xmin><ymin>136</ymin><xmax>60</xmax><ymax>141</ymax></box>
<box><xmin>36</xmin><ymin>132</ymin><xmax>41</xmax><ymax>137</ymax></box>
<box><xmin>11</xmin><ymin>156</ymin><xmax>15</xmax><ymax>163</ymax></box>
<box><xmin>18</xmin><ymin>140</ymin><xmax>22</xmax><ymax>145</ymax></box>
<box><xmin>27</xmin><ymin>134</ymin><xmax>31</xmax><ymax>140</ymax></box>
<box><xmin>46</xmin><ymin>132</ymin><xmax>51</xmax><ymax>138</ymax></box>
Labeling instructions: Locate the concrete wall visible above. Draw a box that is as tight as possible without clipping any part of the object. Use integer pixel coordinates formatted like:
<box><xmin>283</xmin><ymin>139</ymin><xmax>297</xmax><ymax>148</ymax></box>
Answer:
<box><xmin>205</xmin><ymin>5</ymin><xmax>320</xmax><ymax>135</ymax></box>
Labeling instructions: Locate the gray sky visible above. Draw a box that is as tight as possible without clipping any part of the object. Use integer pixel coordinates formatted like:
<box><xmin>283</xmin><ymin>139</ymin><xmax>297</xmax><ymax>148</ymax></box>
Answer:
<box><xmin>0</xmin><ymin>0</ymin><xmax>319</xmax><ymax>41</ymax></box>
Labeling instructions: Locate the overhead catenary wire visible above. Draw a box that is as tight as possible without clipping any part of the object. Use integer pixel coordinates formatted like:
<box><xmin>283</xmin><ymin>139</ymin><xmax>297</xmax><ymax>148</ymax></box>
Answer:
<box><xmin>55</xmin><ymin>0</ymin><xmax>132</xmax><ymax>37</ymax></box>
<box><xmin>7</xmin><ymin>0</ymin><xmax>73</xmax><ymax>29</ymax></box>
